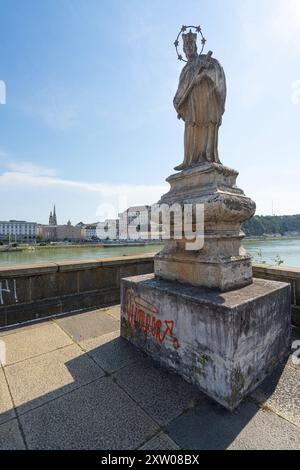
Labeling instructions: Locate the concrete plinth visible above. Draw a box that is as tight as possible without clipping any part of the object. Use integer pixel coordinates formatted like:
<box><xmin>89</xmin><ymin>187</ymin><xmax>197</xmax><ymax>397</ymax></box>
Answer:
<box><xmin>121</xmin><ymin>274</ymin><xmax>291</xmax><ymax>410</ymax></box>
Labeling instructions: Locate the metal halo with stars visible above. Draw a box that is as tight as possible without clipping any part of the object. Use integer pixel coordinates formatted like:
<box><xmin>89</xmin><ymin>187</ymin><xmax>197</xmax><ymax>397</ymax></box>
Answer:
<box><xmin>174</xmin><ymin>25</ymin><xmax>206</xmax><ymax>62</ymax></box>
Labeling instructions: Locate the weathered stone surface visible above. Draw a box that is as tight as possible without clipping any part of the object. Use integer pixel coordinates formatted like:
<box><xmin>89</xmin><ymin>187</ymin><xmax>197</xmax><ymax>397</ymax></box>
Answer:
<box><xmin>0</xmin><ymin>419</ymin><xmax>26</xmax><ymax>450</ymax></box>
<box><xmin>154</xmin><ymin>163</ymin><xmax>255</xmax><ymax>291</ymax></box>
<box><xmin>173</xmin><ymin>33</ymin><xmax>226</xmax><ymax>168</ymax></box>
<box><xmin>104</xmin><ymin>304</ymin><xmax>121</xmax><ymax>320</ymax></box>
<box><xmin>114</xmin><ymin>356</ymin><xmax>202</xmax><ymax>424</ymax></box>
<box><xmin>5</xmin><ymin>298</ymin><xmax>63</xmax><ymax>327</ymax></box>
<box><xmin>56</xmin><ymin>309</ymin><xmax>119</xmax><ymax>343</ymax></box>
<box><xmin>121</xmin><ymin>274</ymin><xmax>291</xmax><ymax>410</ymax></box>
<box><xmin>167</xmin><ymin>397</ymin><xmax>300</xmax><ymax>450</ymax></box>
<box><xmin>0</xmin><ymin>310</ymin><xmax>6</xmax><ymax>328</ymax></box>
<box><xmin>253</xmin><ymin>264</ymin><xmax>300</xmax><ymax>327</ymax></box>
<box><xmin>0</xmin><ymin>255</ymin><xmax>154</xmax><ymax>328</ymax></box>
<box><xmin>139</xmin><ymin>433</ymin><xmax>180</xmax><ymax>450</ymax></box>
<box><xmin>5</xmin><ymin>344</ymin><xmax>105</xmax><ymax>415</ymax></box>
<box><xmin>19</xmin><ymin>377</ymin><xmax>158</xmax><ymax>450</ymax></box>
<box><xmin>0</xmin><ymin>367</ymin><xmax>15</xmax><ymax>425</ymax></box>
<box><xmin>85</xmin><ymin>336</ymin><xmax>141</xmax><ymax>374</ymax></box>
<box><xmin>1</xmin><ymin>305</ymin><xmax>299</xmax><ymax>450</ymax></box>
<box><xmin>1</xmin><ymin>256</ymin><xmax>300</xmax><ymax>330</ymax></box>
<box><xmin>163</xmin><ymin>31</ymin><xmax>255</xmax><ymax>292</ymax></box>
<box><xmin>3</xmin><ymin>322</ymin><xmax>72</xmax><ymax>365</ymax></box>
<box><xmin>251</xmin><ymin>362</ymin><xmax>300</xmax><ymax>427</ymax></box>
<box><xmin>0</xmin><ymin>319</ymin><xmax>48</xmax><ymax>337</ymax></box>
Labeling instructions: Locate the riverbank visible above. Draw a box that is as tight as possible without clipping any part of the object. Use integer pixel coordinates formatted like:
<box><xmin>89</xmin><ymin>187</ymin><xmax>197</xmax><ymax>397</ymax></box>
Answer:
<box><xmin>0</xmin><ymin>243</ymin><xmax>163</xmax><ymax>267</ymax></box>
<box><xmin>1</xmin><ymin>237</ymin><xmax>300</xmax><ymax>268</ymax></box>
<box><xmin>244</xmin><ymin>236</ymin><xmax>300</xmax><ymax>242</ymax></box>
<box><xmin>0</xmin><ymin>241</ymin><xmax>162</xmax><ymax>252</ymax></box>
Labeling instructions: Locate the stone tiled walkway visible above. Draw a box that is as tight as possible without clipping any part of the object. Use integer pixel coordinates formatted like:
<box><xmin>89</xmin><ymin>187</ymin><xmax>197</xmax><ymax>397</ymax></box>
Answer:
<box><xmin>0</xmin><ymin>306</ymin><xmax>300</xmax><ymax>450</ymax></box>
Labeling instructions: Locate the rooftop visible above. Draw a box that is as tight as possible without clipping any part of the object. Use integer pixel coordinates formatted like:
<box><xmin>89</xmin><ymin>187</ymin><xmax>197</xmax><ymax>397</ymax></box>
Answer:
<box><xmin>0</xmin><ymin>306</ymin><xmax>299</xmax><ymax>450</ymax></box>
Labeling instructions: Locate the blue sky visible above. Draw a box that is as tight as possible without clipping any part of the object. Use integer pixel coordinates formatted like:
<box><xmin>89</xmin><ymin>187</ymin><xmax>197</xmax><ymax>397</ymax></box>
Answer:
<box><xmin>0</xmin><ymin>0</ymin><xmax>300</xmax><ymax>224</ymax></box>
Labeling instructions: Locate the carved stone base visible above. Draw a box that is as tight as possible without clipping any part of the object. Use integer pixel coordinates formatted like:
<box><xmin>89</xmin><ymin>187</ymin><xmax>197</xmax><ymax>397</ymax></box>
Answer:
<box><xmin>155</xmin><ymin>248</ymin><xmax>252</xmax><ymax>292</ymax></box>
<box><xmin>154</xmin><ymin>163</ymin><xmax>256</xmax><ymax>292</ymax></box>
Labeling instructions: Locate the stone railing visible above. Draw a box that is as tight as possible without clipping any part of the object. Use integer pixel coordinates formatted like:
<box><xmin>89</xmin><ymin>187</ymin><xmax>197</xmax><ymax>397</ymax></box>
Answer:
<box><xmin>0</xmin><ymin>255</ymin><xmax>299</xmax><ymax>329</ymax></box>
<box><xmin>0</xmin><ymin>254</ymin><xmax>154</xmax><ymax>328</ymax></box>
<box><xmin>253</xmin><ymin>264</ymin><xmax>300</xmax><ymax>327</ymax></box>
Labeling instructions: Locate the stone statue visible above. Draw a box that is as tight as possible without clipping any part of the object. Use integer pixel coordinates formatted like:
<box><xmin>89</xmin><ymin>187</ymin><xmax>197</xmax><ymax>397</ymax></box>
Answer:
<box><xmin>174</xmin><ymin>30</ymin><xmax>226</xmax><ymax>170</ymax></box>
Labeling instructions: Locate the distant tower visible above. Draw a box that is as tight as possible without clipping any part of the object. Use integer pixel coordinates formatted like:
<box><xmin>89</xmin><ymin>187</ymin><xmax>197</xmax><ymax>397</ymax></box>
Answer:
<box><xmin>53</xmin><ymin>205</ymin><xmax>57</xmax><ymax>225</ymax></box>
<box><xmin>48</xmin><ymin>205</ymin><xmax>57</xmax><ymax>225</ymax></box>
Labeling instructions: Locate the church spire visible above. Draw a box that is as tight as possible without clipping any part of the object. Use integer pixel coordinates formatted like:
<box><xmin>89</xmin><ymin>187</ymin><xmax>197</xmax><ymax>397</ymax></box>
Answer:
<box><xmin>53</xmin><ymin>204</ymin><xmax>57</xmax><ymax>225</ymax></box>
<box><xmin>49</xmin><ymin>210</ymin><xmax>53</xmax><ymax>225</ymax></box>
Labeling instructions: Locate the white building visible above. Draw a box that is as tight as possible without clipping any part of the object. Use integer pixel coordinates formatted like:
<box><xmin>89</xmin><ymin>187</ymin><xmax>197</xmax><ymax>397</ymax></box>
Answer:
<box><xmin>96</xmin><ymin>220</ymin><xmax>119</xmax><ymax>240</ymax></box>
<box><xmin>83</xmin><ymin>223</ymin><xmax>98</xmax><ymax>240</ymax></box>
<box><xmin>118</xmin><ymin>206</ymin><xmax>160</xmax><ymax>240</ymax></box>
<box><xmin>0</xmin><ymin>220</ymin><xmax>37</xmax><ymax>240</ymax></box>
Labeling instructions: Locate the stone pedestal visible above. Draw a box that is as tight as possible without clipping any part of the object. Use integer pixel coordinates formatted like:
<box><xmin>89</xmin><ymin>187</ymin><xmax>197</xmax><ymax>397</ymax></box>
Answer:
<box><xmin>154</xmin><ymin>162</ymin><xmax>256</xmax><ymax>292</ymax></box>
<box><xmin>121</xmin><ymin>274</ymin><xmax>291</xmax><ymax>410</ymax></box>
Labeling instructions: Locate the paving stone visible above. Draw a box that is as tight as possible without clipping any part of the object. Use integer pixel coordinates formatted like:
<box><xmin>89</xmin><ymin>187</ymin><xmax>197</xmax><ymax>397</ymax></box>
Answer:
<box><xmin>20</xmin><ymin>377</ymin><xmax>158</xmax><ymax>450</ymax></box>
<box><xmin>290</xmin><ymin>327</ymin><xmax>300</xmax><ymax>370</ymax></box>
<box><xmin>104</xmin><ymin>305</ymin><xmax>121</xmax><ymax>321</ymax></box>
<box><xmin>114</xmin><ymin>357</ymin><xmax>203</xmax><ymax>425</ymax></box>
<box><xmin>84</xmin><ymin>334</ymin><xmax>143</xmax><ymax>373</ymax></box>
<box><xmin>140</xmin><ymin>433</ymin><xmax>180</xmax><ymax>450</ymax></box>
<box><xmin>3</xmin><ymin>322</ymin><xmax>72</xmax><ymax>365</ymax></box>
<box><xmin>1</xmin><ymin>309</ymin><xmax>299</xmax><ymax>451</ymax></box>
<box><xmin>0</xmin><ymin>320</ymin><xmax>43</xmax><ymax>337</ymax></box>
<box><xmin>167</xmin><ymin>397</ymin><xmax>300</xmax><ymax>450</ymax></box>
<box><xmin>0</xmin><ymin>367</ymin><xmax>15</xmax><ymax>424</ymax></box>
<box><xmin>5</xmin><ymin>344</ymin><xmax>105</xmax><ymax>415</ymax></box>
<box><xmin>56</xmin><ymin>309</ymin><xmax>119</xmax><ymax>343</ymax></box>
<box><xmin>251</xmin><ymin>362</ymin><xmax>300</xmax><ymax>427</ymax></box>
<box><xmin>0</xmin><ymin>419</ymin><xmax>26</xmax><ymax>450</ymax></box>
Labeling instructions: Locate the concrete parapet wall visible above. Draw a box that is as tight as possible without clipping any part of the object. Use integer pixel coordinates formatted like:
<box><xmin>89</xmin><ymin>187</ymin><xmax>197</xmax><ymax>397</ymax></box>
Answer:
<box><xmin>253</xmin><ymin>264</ymin><xmax>300</xmax><ymax>327</ymax></box>
<box><xmin>0</xmin><ymin>255</ymin><xmax>299</xmax><ymax>328</ymax></box>
<box><xmin>0</xmin><ymin>255</ymin><xmax>154</xmax><ymax>328</ymax></box>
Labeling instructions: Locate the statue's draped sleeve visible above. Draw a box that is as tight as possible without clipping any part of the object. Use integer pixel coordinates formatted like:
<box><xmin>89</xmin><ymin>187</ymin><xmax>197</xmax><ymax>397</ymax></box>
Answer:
<box><xmin>173</xmin><ymin>57</ymin><xmax>226</xmax><ymax>124</ymax></box>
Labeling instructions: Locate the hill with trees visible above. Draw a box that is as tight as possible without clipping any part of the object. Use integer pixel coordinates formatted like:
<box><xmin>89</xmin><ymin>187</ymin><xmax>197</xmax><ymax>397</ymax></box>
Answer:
<box><xmin>243</xmin><ymin>215</ymin><xmax>300</xmax><ymax>237</ymax></box>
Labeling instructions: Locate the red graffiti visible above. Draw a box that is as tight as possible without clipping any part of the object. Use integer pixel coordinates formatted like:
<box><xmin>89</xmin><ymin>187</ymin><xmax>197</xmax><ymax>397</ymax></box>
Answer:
<box><xmin>126</xmin><ymin>290</ymin><xmax>180</xmax><ymax>349</ymax></box>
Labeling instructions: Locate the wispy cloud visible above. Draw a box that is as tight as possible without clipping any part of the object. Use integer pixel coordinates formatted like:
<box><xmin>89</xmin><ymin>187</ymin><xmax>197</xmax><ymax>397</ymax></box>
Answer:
<box><xmin>0</xmin><ymin>160</ymin><xmax>167</xmax><ymax>206</ymax></box>
<box><xmin>6</xmin><ymin>161</ymin><xmax>58</xmax><ymax>177</ymax></box>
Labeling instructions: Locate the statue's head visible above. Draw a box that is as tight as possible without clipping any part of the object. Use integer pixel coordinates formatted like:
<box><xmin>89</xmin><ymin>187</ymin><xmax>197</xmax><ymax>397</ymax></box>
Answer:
<box><xmin>183</xmin><ymin>30</ymin><xmax>198</xmax><ymax>61</ymax></box>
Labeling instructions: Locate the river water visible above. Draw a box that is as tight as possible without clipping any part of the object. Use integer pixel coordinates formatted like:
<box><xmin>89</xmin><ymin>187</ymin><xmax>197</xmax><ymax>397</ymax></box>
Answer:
<box><xmin>0</xmin><ymin>239</ymin><xmax>300</xmax><ymax>268</ymax></box>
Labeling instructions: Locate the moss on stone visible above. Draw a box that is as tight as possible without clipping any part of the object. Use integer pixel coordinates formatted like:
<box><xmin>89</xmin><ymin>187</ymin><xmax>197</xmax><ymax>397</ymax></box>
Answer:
<box><xmin>229</xmin><ymin>367</ymin><xmax>245</xmax><ymax>407</ymax></box>
<box><xmin>199</xmin><ymin>353</ymin><xmax>210</xmax><ymax>367</ymax></box>
<box><xmin>121</xmin><ymin>319</ymin><xmax>134</xmax><ymax>338</ymax></box>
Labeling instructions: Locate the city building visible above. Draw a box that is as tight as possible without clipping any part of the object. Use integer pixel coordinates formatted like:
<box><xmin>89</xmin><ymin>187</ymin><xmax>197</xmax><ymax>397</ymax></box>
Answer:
<box><xmin>0</xmin><ymin>220</ymin><xmax>37</xmax><ymax>241</ymax></box>
<box><xmin>96</xmin><ymin>219</ymin><xmax>119</xmax><ymax>240</ymax></box>
<box><xmin>83</xmin><ymin>223</ymin><xmax>98</xmax><ymax>239</ymax></box>
<box><xmin>37</xmin><ymin>224</ymin><xmax>83</xmax><ymax>242</ymax></box>
<box><xmin>118</xmin><ymin>206</ymin><xmax>151</xmax><ymax>240</ymax></box>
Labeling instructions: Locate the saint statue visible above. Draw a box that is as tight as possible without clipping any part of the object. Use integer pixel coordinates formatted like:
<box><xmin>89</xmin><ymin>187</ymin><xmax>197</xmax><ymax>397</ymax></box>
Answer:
<box><xmin>174</xmin><ymin>30</ymin><xmax>226</xmax><ymax>170</ymax></box>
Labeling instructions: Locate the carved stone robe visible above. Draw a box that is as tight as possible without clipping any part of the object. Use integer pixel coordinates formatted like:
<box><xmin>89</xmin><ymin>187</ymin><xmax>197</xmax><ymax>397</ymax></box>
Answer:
<box><xmin>174</xmin><ymin>54</ymin><xmax>226</xmax><ymax>168</ymax></box>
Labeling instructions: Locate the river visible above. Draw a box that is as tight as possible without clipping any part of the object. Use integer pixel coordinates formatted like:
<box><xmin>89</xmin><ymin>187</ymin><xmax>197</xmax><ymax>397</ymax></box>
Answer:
<box><xmin>0</xmin><ymin>239</ymin><xmax>300</xmax><ymax>268</ymax></box>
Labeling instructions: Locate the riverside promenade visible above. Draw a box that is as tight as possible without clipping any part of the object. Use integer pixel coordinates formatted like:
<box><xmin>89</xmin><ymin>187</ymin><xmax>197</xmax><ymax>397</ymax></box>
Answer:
<box><xmin>0</xmin><ymin>304</ymin><xmax>300</xmax><ymax>450</ymax></box>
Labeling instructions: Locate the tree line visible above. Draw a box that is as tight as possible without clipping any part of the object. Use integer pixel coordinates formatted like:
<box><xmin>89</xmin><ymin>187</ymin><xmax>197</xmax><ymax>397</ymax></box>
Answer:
<box><xmin>243</xmin><ymin>214</ymin><xmax>300</xmax><ymax>237</ymax></box>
